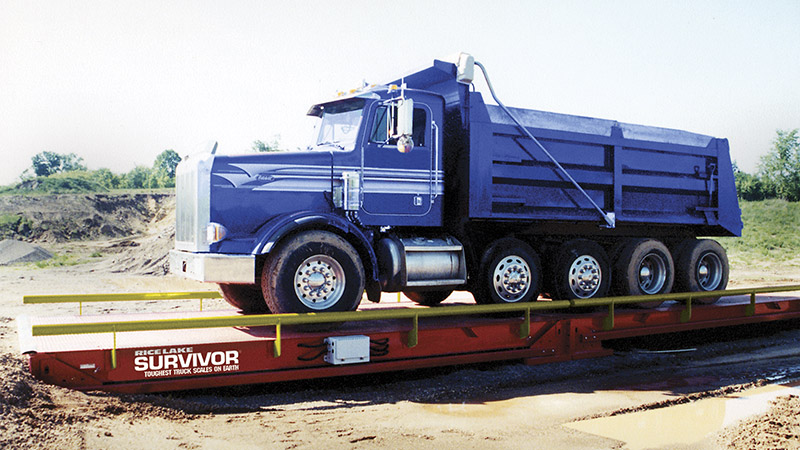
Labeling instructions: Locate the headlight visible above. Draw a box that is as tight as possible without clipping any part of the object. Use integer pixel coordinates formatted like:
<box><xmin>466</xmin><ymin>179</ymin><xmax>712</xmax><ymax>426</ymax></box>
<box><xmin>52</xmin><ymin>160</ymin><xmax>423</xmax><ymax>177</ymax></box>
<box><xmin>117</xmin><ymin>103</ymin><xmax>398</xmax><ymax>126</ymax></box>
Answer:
<box><xmin>206</xmin><ymin>222</ymin><xmax>228</xmax><ymax>244</ymax></box>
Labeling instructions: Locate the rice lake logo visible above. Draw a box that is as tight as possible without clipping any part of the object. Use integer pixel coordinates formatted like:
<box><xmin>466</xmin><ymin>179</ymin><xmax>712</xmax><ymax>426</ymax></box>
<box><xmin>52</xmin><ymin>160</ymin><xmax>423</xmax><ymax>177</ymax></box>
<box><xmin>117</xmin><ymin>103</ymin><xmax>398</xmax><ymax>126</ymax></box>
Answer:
<box><xmin>133</xmin><ymin>347</ymin><xmax>240</xmax><ymax>378</ymax></box>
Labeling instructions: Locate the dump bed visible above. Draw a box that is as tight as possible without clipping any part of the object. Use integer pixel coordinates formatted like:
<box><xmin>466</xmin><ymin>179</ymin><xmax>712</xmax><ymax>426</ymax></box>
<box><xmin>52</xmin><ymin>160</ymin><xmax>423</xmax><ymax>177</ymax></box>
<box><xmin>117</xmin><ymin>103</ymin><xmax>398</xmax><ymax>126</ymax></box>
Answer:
<box><xmin>465</xmin><ymin>94</ymin><xmax>742</xmax><ymax>236</ymax></box>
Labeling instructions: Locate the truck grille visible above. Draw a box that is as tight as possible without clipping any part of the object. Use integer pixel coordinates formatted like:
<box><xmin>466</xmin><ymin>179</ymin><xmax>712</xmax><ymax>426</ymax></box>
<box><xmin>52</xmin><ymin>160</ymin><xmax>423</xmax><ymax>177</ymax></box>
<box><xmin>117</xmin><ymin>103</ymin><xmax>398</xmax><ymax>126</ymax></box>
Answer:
<box><xmin>174</xmin><ymin>152</ymin><xmax>214</xmax><ymax>252</ymax></box>
<box><xmin>175</xmin><ymin>168</ymin><xmax>197</xmax><ymax>248</ymax></box>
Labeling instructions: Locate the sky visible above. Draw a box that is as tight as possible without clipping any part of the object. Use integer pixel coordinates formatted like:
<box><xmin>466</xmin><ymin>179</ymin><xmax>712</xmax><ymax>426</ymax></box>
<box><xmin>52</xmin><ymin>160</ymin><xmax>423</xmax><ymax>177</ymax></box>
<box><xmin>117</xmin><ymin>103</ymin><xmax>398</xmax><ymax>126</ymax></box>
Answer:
<box><xmin>1</xmin><ymin>1</ymin><xmax>799</xmax><ymax>185</ymax></box>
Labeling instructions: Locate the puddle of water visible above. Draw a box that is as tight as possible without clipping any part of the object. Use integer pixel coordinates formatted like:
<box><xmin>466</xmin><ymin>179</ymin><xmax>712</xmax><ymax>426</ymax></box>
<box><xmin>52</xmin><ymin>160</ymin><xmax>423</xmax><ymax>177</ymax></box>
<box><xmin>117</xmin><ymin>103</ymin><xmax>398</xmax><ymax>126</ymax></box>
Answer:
<box><xmin>423</xmin><ymin>402</ymin><xmax>502</xmax><ymax>418</ymax></box>
<box><xmin>564</xmin><ymin>384</ymin><xmax>799</xmax><ymax>450</ymax></box>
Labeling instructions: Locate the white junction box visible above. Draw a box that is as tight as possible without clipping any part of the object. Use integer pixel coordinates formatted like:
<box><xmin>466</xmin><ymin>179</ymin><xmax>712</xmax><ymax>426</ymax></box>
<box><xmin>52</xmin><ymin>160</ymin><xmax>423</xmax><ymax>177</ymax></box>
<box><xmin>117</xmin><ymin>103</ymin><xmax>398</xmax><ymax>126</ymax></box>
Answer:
<box><xmin>324</xmin><ymin>335</ymin><xmax>370</xmax><ymax>365</ymax></box>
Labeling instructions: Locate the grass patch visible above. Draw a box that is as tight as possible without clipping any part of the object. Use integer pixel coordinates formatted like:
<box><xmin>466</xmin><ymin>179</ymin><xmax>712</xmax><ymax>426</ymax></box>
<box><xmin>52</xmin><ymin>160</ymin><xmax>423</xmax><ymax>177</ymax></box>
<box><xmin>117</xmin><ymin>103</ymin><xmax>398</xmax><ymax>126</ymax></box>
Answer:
<box><xmin>717</xmin><ymin>199</ymin><xmax>800</xmax><ymax>267</ymax></box>
<box><xmin>33</xmin><ymin>253</ymin><xmax>82</xmax><ymax>268</ymax></box>
<box><xmin>0</xmin><ymin>213</ymin><xmax>33</xmax><ymax>238</ymax></box>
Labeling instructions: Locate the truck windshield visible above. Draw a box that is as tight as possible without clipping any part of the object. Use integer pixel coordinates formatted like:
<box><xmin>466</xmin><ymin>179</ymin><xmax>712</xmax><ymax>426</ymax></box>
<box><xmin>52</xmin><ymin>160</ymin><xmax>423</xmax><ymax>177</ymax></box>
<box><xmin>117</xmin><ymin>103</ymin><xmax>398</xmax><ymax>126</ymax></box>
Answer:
<box><xmin>308</xmin><ymin>98</ymin><xmax>366</xmax><ymax>150</ymax></box>
<box><xmin>313</xmin><ymin>99</ymin><xmax>365</xmax><ymax>151</ymax></box>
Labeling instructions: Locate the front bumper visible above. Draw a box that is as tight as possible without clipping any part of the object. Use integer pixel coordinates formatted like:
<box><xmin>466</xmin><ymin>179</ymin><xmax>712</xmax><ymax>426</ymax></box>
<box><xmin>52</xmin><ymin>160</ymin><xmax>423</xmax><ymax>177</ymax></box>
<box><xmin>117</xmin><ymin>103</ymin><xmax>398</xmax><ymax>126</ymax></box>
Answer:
<box><xmin>169</xmin><ymin>250</ymin><xmax>255</xmax><ymax>284</ymax></box>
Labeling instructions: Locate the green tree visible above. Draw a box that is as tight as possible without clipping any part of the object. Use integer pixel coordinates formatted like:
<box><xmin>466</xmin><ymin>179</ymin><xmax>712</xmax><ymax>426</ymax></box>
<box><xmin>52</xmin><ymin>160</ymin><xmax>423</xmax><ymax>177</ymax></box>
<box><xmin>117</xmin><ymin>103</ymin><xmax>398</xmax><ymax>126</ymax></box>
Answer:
<box><xmin>758</xmin><ymin>129</ymin><xmax>800</xmax><ymax>201</ymax></box>
<box><xmin>123</xmin><ymin>165</ymin><xmax>157</xmax><ymax>189</ymax></box>
<box><xmin>91</xmin><ymin>168</ymin><xmax>121</xmax><ymax>190</ymax></box>
<box><xmin>251</xmin><ymin>136</ymin><xmax>283</xmax><ymax>153</ymax></box>
<box><xmin>154</xmin><ymin>149</ymin><xmax>182</xmax><ymax>179</ymax></box>
<box><xmin>60</xmin><ymin>153</ymin><xmax>86</xmax><ymax>172</ymax></box>
<box><xmin>736</xmin><ymin>171</ymin><xmax>769</xmax><ymax>201</ymax></box>
<box><xmin>30</xmin><ymin>151</ymin><xmax>87</xmax><ymax>177</ymax></box>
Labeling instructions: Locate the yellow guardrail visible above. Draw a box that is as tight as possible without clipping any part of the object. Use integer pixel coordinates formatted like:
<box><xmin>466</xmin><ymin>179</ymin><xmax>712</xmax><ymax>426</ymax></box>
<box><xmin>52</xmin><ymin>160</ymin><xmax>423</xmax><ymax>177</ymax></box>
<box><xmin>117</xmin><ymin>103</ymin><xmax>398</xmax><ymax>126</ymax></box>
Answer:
<box><xmin>23</xmin><ymin>291</ymin><xmax>223</xmax><ymax>315</ymax></box>
<box><xmin>26</xmin><ymin>285</ymin><xmax>800</xmax><ymax>369</ymax></box>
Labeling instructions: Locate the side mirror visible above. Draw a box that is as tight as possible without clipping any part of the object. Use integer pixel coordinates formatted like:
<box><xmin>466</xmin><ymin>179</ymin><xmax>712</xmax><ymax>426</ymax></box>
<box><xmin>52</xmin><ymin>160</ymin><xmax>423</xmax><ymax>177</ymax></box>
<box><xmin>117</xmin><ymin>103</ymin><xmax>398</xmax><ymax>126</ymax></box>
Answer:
<box><xmin>388</xmin><ymin>98</ymin><xmax>414</xmax><ymax>153</ymax></box>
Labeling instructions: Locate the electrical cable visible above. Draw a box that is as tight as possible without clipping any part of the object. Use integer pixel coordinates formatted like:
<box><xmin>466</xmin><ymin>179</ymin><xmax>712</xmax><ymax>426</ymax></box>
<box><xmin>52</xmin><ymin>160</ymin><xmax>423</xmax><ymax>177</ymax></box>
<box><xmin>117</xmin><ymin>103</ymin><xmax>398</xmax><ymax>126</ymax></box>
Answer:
<box><xmin>297</xmin><ymin>350</ymin><xmax>327</xmax><ymax>362</ymax></box>
<box><xmin>297</xmin><ymin>340</ymin><xmax>327</xmax><ymax>361</ymax></box>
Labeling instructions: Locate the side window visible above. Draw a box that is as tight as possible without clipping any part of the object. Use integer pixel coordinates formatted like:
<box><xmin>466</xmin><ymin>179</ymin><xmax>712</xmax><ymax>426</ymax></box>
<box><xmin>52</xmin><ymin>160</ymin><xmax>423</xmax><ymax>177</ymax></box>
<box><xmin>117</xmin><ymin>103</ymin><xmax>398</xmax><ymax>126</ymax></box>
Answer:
<box><xmin>369</xmin><ymin>106</ymin><xmax>389</xmax><ymax>143</ymax></box>
<box><xmin>370</xmin><ymin>106</ymin><xmax>427</xmax><ymax>147</ymax></box>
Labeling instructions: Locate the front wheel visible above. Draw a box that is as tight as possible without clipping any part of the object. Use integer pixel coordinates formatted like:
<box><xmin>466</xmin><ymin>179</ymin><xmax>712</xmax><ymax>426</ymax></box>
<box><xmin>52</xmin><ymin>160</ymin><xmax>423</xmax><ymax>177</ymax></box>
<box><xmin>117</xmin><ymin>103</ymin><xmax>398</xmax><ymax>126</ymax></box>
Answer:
<box><xmin>262</xmin><ymin>230</ymin><xmax>365</xmax><ymax>314</ymax></box>
<box><xmin>218</xmin><ymin>283</ymin><xmax>271</xmax><ymax>313</ymax></box>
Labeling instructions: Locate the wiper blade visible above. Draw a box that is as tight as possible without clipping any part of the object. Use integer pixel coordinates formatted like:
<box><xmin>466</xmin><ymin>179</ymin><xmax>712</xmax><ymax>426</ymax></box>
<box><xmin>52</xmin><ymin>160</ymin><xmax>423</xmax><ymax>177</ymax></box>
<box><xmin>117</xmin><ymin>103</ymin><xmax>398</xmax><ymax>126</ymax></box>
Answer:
<box><xmin>316</xmin><ymin>141</ymin><xmax>345</xmax><ymax>150</ymax></box>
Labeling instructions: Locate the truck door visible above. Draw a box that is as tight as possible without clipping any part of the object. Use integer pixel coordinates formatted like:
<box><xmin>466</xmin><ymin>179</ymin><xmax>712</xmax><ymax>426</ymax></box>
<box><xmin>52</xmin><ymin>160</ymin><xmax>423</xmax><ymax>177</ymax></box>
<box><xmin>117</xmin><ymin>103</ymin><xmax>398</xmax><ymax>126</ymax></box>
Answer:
<box><xmin>361</xmin><ymin>101</ymin><xmax>439</xmax><ymax>222</ymax></box>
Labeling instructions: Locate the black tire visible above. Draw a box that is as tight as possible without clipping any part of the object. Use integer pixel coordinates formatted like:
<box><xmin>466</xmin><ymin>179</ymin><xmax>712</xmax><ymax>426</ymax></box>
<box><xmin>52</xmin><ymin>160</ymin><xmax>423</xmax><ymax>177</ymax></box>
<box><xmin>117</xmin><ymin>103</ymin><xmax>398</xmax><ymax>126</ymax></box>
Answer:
<box><xmin>612</xmin><ymin>239</ymin><xmax>674</xmax><ymax>308</ymax></box>
<box><xmin>552</xmin><ymin>239</ymin><xmax>610</xmax><ymax>301</ymax></box>
<box><xmin>673</xmin><ymin>239</ymin><xmax>729</xmax><ymax>304</ymax></box>
<box><xmin>475</xmin><ymin>238</ymin><xmax>541</xmax><ymax>304</ymax></box>
<box><xmin>262</xmin><ymin>230</ymin><xmax>365</xmax><ymax>314</ymax></box>
<box><xmin>404</xmin><ymin>290</ymin><xmax>453</xmax><ymax>306</ymax></box>
<box><xmin>218</xmin><ymin>283</ymin><xmax>271</xmax><ymax>313</ymax></box>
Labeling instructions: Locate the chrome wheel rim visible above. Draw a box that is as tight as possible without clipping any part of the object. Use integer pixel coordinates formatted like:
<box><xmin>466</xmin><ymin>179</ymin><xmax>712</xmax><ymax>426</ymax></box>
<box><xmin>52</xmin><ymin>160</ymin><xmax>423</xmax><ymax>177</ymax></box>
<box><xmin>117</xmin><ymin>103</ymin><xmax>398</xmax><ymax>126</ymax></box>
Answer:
<box><xmin>568</xmin><ymin>255</ymin><xmax>602</xmax><ymax>298</ymax></box>
<box><xmin>696</xmin><ymin>251</ymin><xmax>722</xmax><ymax>291</ymax></box>
<box><xmin>638</xmin><ymin>253</ymin><xmax>667</xmax><ymax>295</ymax></box>
<box><xmin>294</xmin><ymin>255</ymin><xmax>345</xmax><ymax>310</ymax></box>
<box><xmin>492</xmin><ymin>255</ymin><xmax>531</xmax><ymax>302</ymax></box>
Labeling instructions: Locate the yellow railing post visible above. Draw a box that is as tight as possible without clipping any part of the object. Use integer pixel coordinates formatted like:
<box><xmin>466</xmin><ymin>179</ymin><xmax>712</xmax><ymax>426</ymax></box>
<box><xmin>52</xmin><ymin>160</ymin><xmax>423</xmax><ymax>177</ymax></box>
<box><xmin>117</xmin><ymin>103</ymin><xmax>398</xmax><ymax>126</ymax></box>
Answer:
<box><xmin>603</xmin><ymin>301</ymin><xmax>615</xmax><ymax>331</ymax></box>
<box><xmin>681</xmin><ymin>296</ymin><xmax>693</xmax><ymax>323</ymax></box>
<box><xmin>519</xmin><ymin>307</ymin><xmax>531</xmax><ymax>338</ymax></box>
<box><xmin>111</xmin><ymin>326</ymin><xmax>118</xmax><ymax>369</ymax></box>
<box><xmin>746</xmin><ymin>292</ymin><xmax>756</xmax><ymax>316</ymax></box>
<box><xmin>407</xmin><ymin>314</ymin><xmax>418</xmax><ymax>348</ymax></box>
<box><xmin>273</xmin><ymin>321</ymin><xmax>282</xmax><ymax>358</ymax></box>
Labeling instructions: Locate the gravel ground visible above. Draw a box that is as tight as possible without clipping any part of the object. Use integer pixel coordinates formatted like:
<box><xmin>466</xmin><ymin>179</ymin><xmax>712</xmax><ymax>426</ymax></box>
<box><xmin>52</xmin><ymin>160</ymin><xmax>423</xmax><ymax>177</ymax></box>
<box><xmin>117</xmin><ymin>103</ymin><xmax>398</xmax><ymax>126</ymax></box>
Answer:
<box><xmin>2</xmin><ymin>263</ymin><xmax>800</xmax><ymax>449</ymax></box>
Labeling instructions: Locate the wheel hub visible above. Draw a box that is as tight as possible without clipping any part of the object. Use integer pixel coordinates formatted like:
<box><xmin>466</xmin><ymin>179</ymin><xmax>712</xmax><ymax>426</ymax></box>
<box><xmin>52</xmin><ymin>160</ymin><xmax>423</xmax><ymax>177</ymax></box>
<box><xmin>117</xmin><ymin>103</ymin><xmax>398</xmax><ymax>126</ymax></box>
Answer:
<box><xmin>568</xmin><ymin>255</ymin><xmax>601</xmax><ymax>298</ymax></box>
<box><xmin>493</xmin><ymin>256</ymin><xmax>531</xmax><ymax>302</ymax></box>
<box><xmin>637</xmin><ymin>253</ymin><xmax>667</xmax><ymax>295</ymax></box>
<box><xmin>696</xmin><ymin>252</ymin><xmax>722</xmax><ymax>291</ymax></box>
<box><xmin>294</xmin><ymin>255</ymin><xmax>345</xmax><ymax>310</ymax></box>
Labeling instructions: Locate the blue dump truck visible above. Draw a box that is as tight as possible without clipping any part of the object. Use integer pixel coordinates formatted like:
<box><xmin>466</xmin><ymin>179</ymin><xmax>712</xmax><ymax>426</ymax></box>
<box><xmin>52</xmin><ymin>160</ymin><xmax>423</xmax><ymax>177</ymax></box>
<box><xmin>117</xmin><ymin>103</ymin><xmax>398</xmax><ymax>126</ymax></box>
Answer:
<box><xmin>169</xmin><ymin>53</ymin><xmax>742</xmax><ymax>314</ymax></box>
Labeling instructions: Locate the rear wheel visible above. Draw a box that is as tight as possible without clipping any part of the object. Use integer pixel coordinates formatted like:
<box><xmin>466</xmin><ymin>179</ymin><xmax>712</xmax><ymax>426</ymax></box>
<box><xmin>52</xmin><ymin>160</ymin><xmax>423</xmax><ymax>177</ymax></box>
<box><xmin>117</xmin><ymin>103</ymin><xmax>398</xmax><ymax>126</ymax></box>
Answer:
<box><xmin>262</xmin><ymin>230</ymin><xmax>365</xmax><ymax>314</ymax></box>
<box><xmin>674</xmin><ymin>239</ymin><xmax>729</xmax><ymax>304</ymax></box>
<box><xmin>218</xmin><ymin>283</ymin><xmax>271</xmax><ymax>313</ymax></box>
<box><xmin>404</xmin><ymin>290</ymin><xmax>453</xmax><ymax>306</ymax></box>
<box><xmin>476</xmin><ymin>238</ymin><xmax>541</xmax><ymax>304</ymax></box>
<box><xmin>612</xmin><ymin>239</ymin><xmax>674</xmax><ymax>308</ymax></box>
<box><xmin>552</xmin><ymin>239</ymin><xmax>610</xmax><ymax>301</ymax></box>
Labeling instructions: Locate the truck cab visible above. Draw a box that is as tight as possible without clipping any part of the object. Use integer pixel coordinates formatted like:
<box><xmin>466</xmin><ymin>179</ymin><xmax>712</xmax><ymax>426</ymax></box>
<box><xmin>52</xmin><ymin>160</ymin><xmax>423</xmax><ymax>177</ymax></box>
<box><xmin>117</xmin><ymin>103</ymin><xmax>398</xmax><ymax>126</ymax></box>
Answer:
<box><xmin>170</xmin><ymin>82</ymin><xmax>460</xmax><ymax>313</ymax></box>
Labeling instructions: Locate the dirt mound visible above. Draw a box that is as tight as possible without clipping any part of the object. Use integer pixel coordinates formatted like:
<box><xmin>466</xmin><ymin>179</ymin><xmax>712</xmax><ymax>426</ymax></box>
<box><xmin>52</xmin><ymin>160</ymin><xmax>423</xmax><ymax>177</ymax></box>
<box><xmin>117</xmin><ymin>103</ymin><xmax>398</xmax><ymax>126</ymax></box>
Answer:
<box><xmin>0</xmin><ymin>239</ymin><xmax>52</xmax><ymax>265</ymax></box>
<box><xmin>0</xmin><ymin>352</ymin><xmax>82</xmax><ymax>449</ymax></box>
<box><xmin>720</xmin><ymin>394</ymin><xmax>800</xmax><ymax>449</ymax></box>
<box><xmin>106</xmin><ymin>221</ymin><xmax>175</xmax><ymax>276</ymax></box>
<box><xmin>0</xmin><ymin>193</ymin><xmax>174</xmax><ymax>243</ymax></box>
<box><xmin>0</xmin><ymin>192</ymin><xmax>178</xmax><ymax>276</ymax></box>
<box><xmin>0</xmin><ymin>350</ymin><xmax>206</xmax><ymax>449</ymax></box>
<box><xmin>0</xmin><ymin>353</ymin><xmax>53</xmax><ymax>409</ymax></box>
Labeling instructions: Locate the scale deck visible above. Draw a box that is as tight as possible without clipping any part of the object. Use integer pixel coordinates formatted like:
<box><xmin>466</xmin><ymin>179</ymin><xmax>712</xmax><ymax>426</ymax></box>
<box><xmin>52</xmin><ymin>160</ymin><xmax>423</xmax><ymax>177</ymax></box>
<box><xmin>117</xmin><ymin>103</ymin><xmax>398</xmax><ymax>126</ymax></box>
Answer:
<box><xmin>18</xmin><ymin>291</ymin><xmax>800</xmax><ymax>393</ymax></box>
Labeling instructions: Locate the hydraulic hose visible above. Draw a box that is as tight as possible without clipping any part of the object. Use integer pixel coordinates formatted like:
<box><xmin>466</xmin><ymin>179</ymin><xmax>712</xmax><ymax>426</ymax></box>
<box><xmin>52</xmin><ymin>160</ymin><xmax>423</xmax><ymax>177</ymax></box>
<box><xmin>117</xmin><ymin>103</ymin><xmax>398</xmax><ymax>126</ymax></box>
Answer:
<box><xmin>473</xmin><ymin>60</ymin><xmax>615</xmax><ymax>228</ymax></box>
